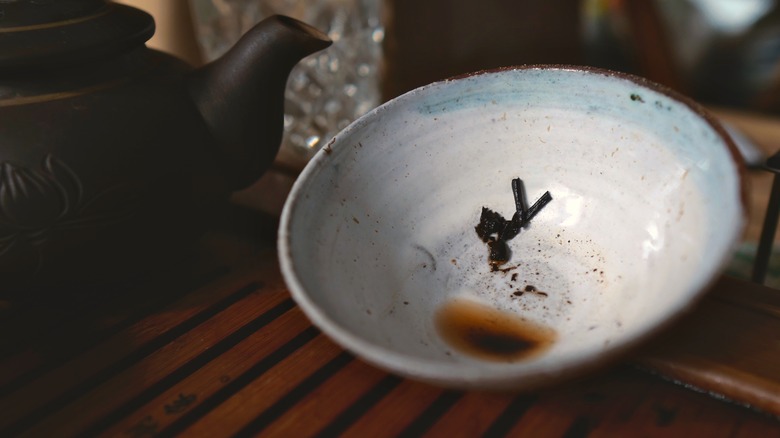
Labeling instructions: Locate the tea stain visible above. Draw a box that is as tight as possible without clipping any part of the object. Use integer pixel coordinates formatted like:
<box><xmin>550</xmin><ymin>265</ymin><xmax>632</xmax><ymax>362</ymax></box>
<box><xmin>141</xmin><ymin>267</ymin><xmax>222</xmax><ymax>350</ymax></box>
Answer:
<box><xmin>435</xmin><ymin>299</ymin><xmax>556</xmax><ymax>362</ymax></box>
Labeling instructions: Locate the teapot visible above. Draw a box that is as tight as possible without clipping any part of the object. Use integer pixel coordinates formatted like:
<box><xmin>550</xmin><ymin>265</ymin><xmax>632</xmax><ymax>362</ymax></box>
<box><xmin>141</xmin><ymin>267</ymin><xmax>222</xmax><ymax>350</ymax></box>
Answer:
<box><xmin>0</xmin><ymin>0</ymin><xmax>331</xmax><ymax>295</ymax></box>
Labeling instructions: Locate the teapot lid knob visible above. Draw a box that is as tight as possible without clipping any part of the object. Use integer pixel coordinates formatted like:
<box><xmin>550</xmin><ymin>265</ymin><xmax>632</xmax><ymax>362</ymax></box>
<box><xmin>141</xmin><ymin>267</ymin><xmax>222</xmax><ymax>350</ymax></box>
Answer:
<box><xmin>0</xmin><ymin>0</ymin><xmax>154</xmax><ymax>70</ymax></box>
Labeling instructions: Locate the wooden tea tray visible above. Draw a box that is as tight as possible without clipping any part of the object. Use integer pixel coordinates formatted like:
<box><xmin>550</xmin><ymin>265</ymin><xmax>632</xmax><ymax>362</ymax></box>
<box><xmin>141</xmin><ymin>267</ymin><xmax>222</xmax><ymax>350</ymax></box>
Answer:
<box><xmin>0</xmin><ymin>226</ymin><xmax>778</xmax><ymax>437</ymax></box>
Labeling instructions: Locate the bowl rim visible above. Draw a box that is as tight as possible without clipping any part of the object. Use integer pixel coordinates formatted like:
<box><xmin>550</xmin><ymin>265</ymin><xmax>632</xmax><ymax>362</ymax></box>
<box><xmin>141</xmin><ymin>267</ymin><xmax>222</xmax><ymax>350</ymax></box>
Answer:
<box><xmin>277</xmin><ymin>64</ymin><xmax>748</xmax><ymax>389</ymax></box>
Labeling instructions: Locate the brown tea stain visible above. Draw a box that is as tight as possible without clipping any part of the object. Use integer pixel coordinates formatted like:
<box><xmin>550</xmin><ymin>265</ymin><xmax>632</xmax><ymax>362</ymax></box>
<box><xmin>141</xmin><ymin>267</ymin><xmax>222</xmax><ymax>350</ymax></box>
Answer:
<box><xmin>435</xmin><ymin>299</ymin><xmax>556</xmax><ymax>362</ymax></box>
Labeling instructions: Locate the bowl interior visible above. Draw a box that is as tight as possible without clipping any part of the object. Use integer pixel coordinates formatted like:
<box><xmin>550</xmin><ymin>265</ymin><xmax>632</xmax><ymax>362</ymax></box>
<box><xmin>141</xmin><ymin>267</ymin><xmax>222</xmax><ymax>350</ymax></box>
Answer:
<box><xmin>279</xmin><ymin>67</ymin><xmax>744</xmax><ymax>388</ymax></box>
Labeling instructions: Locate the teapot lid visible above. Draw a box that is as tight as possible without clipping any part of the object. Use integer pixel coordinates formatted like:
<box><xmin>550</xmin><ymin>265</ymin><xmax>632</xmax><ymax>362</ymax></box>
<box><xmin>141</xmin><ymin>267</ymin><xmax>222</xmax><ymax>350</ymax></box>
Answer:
<box><xmin>0</xmin><ymin>0</ymin><xmax>154</xmax><ymax>70</ymax></box>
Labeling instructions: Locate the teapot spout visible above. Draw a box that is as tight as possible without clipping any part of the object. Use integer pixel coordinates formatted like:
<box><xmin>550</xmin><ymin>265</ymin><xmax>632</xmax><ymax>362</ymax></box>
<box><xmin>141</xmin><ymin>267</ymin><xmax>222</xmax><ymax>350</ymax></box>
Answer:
<box><xmin>188</xmin><ymin>15</ymin><xmax>331</xmax><ymax>190</ymax></box>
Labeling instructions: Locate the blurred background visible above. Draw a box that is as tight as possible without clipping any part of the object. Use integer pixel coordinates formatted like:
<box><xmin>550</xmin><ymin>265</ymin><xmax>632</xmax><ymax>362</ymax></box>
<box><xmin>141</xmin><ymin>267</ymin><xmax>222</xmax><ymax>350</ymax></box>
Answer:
<box><xmin>116</xmin><ymin>0</ymin><xmax>780</xmax><ymax>282</ymax></box>
<box><xmin>117</xmin><ymin>0</ymin><xmax>780</xmax><ymax>158</ymax></box>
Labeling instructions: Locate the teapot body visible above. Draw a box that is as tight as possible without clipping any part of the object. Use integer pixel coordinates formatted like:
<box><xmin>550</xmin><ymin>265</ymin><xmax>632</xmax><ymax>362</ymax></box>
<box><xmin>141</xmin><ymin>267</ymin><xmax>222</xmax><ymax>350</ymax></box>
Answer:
<box><xmin>0</xmin><ymin>1</ymin><xmax>331</xmax><ymax>295</ymax></box>
<box><xmin>0</xmin><ymin>48</ymin><xmax>226</xmax><ymax>292</ymax></box>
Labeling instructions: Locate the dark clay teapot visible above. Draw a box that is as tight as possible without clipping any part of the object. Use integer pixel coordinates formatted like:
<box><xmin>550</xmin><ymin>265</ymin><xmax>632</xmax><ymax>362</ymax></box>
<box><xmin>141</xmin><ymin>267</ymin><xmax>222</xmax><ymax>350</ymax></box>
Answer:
<box><xmin>0</xmin><ymin>0</ymin><xmax>331</xmax><ymax>294</ymax></box>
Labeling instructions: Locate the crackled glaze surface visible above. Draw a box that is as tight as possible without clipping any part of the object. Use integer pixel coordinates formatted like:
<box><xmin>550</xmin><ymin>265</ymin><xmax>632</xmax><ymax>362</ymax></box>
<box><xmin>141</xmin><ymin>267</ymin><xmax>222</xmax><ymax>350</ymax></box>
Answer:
<box><xmin>278</xmin><ymin>66</ymin><xmax>745</xmax><ymax>389</ymax></box>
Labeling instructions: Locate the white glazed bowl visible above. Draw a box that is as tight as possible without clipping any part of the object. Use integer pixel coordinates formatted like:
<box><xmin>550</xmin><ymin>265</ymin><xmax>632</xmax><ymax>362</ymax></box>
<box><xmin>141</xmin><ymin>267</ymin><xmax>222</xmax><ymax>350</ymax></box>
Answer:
<box><xmin>278</xmin><ymin>66</ymin><xmax>745</xmax><ymax>390</ymax></box>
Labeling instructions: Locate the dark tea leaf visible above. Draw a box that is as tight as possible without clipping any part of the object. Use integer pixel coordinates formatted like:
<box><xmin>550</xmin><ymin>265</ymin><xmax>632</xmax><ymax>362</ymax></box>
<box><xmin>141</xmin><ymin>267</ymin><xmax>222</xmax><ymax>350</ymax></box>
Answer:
<box><xmin>475</xmin><ymin>207</ymin><xmax>507</xmax><ymax>242</ymax></box>
<box><xmin>474</xmin><ymin>178</ymin><xmax>552</xmax><ymax>267</ymax></box>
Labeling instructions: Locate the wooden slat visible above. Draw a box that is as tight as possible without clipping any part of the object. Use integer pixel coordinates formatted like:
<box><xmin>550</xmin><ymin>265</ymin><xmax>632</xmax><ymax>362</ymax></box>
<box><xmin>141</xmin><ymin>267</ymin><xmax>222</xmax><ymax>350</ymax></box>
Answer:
<box><xmin>731</xmin><ymin>418</ymin><xmax>780</xmax><ymax>438</ymax></box>
<box><xmin>179</xmin><ymin>334</ymin><xmax>345</xmax><ymax>436</ymax></box>
<box><xmin>0</xmin><ymin>267</ymin><xmax>223</xmax><ymax>390</ymax></box>
<box><xmin>14</xmin><ymin>294</ymin><xmax>285</xmax><ymax>436</ymax></box>
<box><xmin>501</xmin><ymin>374</ymin><xmax>646</xmax><ymax>436</ymax></box>
<box><xmin>341</xmin><ymin>379</ymin><xmax>446</xmax><ymax>437</ymax></box>
<box><xmin>491</xmin><ymin>366</ymin><xmax>780</xmax><ymax>437</ymax></box>
<box><xmin>253</xmin><ymin>359</ymin><xmax>389</xmax><ymax>436</ymax></box>
<box><xmin>479</xmin><ymin>394</ymin><xmax>540</xmax><ymax>437</ymax></box>
<box><xmin>314</xmin><ymin>374</ymin><xmax>404</xmax><ymax>436</ymax></box>
<box><xmin>586</xmin><ymin>377</ymin><xmax>773</xmax><ymax>437</ymax></box>
<box><xmin>0</xmin><ymin>255</ymin><xmax>273</xmax><ymax>434</ymax></box>
<box><xmin>8</xmin><ymin>280</ymin><xmax>288</xmax><ymax>436</ymax></box>
<box><xmin>88</xmin><ymin>306</ymin><xmax>312</xmax><ymax>437</ymax></box>
<box><xmin>398</xmin><ymin>390</ymin><xmax>464</xmax><ymax>436</ymax></box>
<box><xmin>424</xmin><ymin>391</ymin><xmax>519</xmax><ymax>437</ymax></box>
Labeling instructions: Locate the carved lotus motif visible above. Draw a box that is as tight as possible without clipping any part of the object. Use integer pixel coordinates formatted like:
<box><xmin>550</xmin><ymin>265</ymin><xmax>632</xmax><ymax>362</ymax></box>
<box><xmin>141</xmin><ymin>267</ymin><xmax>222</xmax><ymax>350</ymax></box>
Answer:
<box><xmin>0</xmin><ymin>154</ymin><xmax>138</xmax><ymax>260</ymax></box>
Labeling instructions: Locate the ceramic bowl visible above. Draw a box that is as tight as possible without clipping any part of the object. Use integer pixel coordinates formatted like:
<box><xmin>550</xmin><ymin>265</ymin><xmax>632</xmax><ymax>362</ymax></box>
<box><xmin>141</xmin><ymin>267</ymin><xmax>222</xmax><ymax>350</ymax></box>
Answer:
<box><xmin>278</xmin><ymin>66</ymin><xmax>745</xmax><ymax>390</ymax></box>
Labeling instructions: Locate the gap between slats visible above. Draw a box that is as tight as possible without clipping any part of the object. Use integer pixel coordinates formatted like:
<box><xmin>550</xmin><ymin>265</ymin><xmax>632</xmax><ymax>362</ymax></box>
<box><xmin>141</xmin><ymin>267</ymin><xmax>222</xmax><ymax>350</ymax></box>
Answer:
<box><xmin>0</xmin><ymin>279</ymin><xmax>274</xmax><ymax>436</ymax></box>
<box><xmin>0</xmin><ymin>267</ymin><xmax>228</xmax><ymax>394</ymax></box>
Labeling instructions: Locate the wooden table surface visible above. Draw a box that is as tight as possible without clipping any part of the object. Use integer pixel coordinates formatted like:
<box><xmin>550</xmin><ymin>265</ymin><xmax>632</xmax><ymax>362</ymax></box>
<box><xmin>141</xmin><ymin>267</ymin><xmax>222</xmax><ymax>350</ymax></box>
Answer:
<box><xmin>0</xmin><ymin>221</ymin><xmax>778</xmax><ymax>438</ymax></box>
<box><xmin>2</xmin><ymin>107</ymin><xmax>780</xmax><ymax>437</ymax></box>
